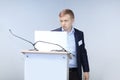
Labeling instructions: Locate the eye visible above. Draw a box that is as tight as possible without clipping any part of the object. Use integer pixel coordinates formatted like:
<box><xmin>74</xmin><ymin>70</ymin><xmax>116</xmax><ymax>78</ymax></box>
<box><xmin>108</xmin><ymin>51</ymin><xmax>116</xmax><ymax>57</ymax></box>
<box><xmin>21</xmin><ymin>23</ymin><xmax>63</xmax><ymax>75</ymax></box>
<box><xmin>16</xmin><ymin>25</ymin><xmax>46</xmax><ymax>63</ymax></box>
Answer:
<box><xmin>64</xmin><ymin>20</ymin><xmax>68</xmax><ymax>22</ymax></box>
<box><xmin>60</xmin><ymin>20</ymin><xmax>63</xmax><ymax>22</ymax></box>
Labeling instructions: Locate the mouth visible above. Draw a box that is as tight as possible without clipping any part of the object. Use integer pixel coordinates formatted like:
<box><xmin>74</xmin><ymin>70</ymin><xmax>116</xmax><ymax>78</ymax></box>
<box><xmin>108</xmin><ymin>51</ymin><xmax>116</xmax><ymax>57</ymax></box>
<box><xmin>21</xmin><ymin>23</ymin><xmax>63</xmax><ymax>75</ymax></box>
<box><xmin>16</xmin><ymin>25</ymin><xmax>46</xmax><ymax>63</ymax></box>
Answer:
<box><xmin>62</xmin><ymin>26</ymin><xmax>67</xmax><ymax>28</ymax></box>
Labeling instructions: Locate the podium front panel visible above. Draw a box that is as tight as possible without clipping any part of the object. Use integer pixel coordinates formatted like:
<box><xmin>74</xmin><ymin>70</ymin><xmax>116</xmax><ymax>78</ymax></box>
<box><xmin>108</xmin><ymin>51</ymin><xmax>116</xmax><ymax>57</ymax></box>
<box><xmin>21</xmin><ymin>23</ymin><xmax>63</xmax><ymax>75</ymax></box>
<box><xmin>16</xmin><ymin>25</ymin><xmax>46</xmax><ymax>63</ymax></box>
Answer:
<box><xmin>24</xmin><ymin>53</ymin><xmax>69</xmax><ymax>80</ymax></box>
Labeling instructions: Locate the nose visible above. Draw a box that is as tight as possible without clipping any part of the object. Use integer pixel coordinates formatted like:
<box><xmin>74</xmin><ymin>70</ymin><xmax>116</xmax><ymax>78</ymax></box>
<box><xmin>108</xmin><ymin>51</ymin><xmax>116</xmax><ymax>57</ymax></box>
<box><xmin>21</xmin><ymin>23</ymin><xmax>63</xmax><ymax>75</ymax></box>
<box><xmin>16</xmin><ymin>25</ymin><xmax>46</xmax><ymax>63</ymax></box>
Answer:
<box><xmin>62</xmin><ymin>22</ymin><xmax>65</xmax><ymax>26</ymax></box>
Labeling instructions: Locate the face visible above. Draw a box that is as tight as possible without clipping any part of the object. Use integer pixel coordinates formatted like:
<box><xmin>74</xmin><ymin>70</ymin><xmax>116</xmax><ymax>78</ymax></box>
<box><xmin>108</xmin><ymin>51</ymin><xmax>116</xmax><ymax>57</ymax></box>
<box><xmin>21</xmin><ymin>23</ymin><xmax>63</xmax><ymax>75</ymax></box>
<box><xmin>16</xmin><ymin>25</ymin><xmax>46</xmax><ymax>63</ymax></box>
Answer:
<box><xmin>59</xmin><ymin>14</ymin><xmax>74</xmax><ymax>32</ymax></box>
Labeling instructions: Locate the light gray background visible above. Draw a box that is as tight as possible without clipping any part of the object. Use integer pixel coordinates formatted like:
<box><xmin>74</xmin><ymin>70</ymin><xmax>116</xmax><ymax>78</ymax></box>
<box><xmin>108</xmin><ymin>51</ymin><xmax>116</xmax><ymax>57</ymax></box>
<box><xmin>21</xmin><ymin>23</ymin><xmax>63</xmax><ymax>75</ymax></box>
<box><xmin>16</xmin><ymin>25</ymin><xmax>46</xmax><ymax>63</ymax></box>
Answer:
<box><xmin>0</xmin><ymin>0</ymin><xmax>120</xmax><ymax>80</ymax></box>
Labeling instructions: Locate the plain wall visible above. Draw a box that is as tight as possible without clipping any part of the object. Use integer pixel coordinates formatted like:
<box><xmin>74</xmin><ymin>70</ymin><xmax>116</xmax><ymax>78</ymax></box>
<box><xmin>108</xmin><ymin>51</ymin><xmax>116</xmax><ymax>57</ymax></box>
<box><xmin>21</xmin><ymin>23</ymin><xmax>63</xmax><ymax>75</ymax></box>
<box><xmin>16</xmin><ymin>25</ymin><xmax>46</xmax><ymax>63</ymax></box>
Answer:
<box><xmin>0</xmin><ymin>0</ymin><xmax>120</xmax><ymax>80</ymax></box>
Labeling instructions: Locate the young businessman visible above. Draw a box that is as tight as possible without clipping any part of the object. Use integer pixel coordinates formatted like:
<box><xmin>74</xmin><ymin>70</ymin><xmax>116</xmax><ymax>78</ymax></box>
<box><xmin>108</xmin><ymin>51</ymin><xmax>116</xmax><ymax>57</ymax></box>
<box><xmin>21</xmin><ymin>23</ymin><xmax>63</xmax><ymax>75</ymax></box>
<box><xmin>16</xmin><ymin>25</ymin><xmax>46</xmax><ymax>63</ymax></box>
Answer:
<box><xmin>53</xmin><ymin>9</ymin><xmax>90</xmax><ymax>80</ymax></box>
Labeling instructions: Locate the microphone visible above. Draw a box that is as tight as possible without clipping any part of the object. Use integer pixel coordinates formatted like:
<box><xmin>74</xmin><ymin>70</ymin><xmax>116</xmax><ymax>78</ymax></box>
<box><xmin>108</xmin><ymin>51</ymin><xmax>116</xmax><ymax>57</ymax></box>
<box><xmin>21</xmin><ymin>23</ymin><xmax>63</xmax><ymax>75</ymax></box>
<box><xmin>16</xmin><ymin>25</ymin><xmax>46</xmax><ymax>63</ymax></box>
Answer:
<box><xmin>9</xmin><ymin>29</ymin><xmax>68</xmax><ymax>52</ymax></box>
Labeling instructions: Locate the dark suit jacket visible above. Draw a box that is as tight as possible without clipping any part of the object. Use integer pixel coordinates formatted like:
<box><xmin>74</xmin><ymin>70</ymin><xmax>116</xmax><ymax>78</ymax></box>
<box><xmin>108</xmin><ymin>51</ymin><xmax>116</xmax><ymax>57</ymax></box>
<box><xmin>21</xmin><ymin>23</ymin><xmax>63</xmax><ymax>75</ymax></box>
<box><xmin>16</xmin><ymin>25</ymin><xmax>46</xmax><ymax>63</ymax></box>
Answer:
<box><xmin>52</xmin><ymin>27</ymin><xmax>90</xmax><ymax>77</ymax></box>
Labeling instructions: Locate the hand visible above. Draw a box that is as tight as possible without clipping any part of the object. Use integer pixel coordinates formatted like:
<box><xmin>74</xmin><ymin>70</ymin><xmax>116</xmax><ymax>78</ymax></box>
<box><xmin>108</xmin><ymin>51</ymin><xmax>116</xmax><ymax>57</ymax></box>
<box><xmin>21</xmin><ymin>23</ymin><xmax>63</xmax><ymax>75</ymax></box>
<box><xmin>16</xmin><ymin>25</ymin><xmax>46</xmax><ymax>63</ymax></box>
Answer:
<box><xmin>83</xmin><ymin>72</ymin><xmax>89</xmax><ymax>80</ymax></box>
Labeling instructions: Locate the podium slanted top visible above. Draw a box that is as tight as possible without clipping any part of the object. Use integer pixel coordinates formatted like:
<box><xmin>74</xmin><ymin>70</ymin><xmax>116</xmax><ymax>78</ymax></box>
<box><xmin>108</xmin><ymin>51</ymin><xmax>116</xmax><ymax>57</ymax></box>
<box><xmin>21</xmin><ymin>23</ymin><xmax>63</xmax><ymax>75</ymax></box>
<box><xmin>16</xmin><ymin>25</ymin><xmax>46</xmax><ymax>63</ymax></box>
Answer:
<box><xmin>21</xmin><ymin>50</ymin><xmax>72</xmax><ymax>59</ymax></box>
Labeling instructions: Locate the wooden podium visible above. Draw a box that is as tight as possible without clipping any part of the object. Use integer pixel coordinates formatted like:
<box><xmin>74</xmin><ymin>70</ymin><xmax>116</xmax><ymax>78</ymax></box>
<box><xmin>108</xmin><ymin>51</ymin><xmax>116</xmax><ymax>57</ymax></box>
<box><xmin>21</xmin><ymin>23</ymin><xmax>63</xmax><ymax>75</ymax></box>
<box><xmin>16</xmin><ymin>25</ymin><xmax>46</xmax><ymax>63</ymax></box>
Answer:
<box><xmin>22</xmin><ymin>50</ymin><xmax>71</xmax><ymax>80</ymax></box>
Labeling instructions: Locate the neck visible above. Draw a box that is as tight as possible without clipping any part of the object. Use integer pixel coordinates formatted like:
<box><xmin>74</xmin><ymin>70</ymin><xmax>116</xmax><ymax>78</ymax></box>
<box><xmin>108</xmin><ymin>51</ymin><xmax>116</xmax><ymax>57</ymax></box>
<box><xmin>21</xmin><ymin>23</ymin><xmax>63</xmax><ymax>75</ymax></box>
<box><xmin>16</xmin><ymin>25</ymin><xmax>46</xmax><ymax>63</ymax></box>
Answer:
<box><xmin>67</xmin><ymin>27</ymin><xmax>73</xmax><ymax>33</ymax></box>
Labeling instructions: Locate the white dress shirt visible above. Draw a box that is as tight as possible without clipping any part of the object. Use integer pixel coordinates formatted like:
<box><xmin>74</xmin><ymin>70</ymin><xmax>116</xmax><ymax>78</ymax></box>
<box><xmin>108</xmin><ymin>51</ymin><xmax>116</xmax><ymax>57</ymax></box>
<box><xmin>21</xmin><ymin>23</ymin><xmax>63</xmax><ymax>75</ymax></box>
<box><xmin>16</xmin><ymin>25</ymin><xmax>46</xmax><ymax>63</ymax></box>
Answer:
<box><xmin>62</xmin><ymin>27</ymin><xmax>77</xmax><ymax>68</ymax></box>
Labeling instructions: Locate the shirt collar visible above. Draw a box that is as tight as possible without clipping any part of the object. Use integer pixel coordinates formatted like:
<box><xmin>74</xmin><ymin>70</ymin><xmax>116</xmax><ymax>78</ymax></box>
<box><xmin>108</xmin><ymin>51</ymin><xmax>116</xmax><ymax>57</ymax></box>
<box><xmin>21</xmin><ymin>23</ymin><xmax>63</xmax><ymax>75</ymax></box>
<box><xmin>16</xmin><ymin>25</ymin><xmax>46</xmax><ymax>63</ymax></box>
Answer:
<box><xmin>62</xmin><ymin>27</ymin><xmax>75</xmax><ymax>34</ymax></box>
<box><xmin>69</xmin><ymin>27</ymin><xmax>75</xmax><ymax>34</ymax></box>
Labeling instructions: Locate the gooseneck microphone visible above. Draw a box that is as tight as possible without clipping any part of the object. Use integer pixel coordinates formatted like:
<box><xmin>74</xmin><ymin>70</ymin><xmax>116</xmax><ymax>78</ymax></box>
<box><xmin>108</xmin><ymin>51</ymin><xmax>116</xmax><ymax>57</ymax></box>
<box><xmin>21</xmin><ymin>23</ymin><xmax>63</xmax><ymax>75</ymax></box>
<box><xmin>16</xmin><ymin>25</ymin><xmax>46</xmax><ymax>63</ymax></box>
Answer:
<box><xmin>9</xmin><ymin>29</ymin><xmax>38</xmax><ymax>50</ymax></box>
<box><xmin>9</xmin><ymin>29</ymin><xmax>67</xmax><ymax>52</ymax></box>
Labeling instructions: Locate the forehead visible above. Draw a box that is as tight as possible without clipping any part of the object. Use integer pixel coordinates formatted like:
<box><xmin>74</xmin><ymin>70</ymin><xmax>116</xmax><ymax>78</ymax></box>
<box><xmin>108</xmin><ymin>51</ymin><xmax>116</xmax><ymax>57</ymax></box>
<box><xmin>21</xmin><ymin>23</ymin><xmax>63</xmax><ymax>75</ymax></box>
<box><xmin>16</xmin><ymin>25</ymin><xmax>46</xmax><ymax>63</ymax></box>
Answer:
<box><xmin>59</xmin><ymin>14</ymin><xmax>72</xmax><ymax>19</ymax></box>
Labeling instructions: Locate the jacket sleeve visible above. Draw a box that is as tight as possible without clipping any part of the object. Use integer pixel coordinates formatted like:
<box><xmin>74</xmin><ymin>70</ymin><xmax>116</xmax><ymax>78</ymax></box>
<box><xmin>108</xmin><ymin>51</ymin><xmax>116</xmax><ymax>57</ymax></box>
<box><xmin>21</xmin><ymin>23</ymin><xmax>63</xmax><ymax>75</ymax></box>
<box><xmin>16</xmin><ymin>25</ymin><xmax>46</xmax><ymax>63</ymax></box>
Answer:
<box><xmin>80</xmin><ymin>32</ymin><xmax>90</xmax><ymax>72</ymax></box>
